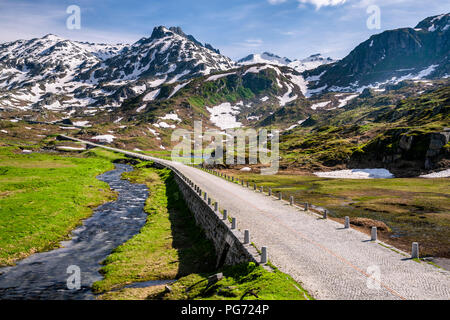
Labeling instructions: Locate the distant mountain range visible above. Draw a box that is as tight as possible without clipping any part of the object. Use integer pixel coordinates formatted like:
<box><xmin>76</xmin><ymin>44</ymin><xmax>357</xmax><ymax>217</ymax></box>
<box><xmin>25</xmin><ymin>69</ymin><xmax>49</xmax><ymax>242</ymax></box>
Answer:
<box><xmin>238</xmin><ymin>52</ymin><xmax>293</xmax><ymax>66</ymax></box>
<box><xmin>238</xmin><ymin>52</ymin><xmax>335</xmax><ymax>73</ymax></box>
<box><xmin>0</xmin><ymin>26</ymin><xmax>235</xmax><ymax>112</ymax></box>
<box><xmin>305</xmin><ymin>13</ymin><xmax>450</xmax><ymax>93</ymax></box>
<box><xmin>0</xmin><ymin>13</ymin><xmax>448</xmax><ymax>175</ymax></box>
<box><xmin>0</xmin><ymin>13</ymin><xmax>448</xmax><ymax>119</ymax></box>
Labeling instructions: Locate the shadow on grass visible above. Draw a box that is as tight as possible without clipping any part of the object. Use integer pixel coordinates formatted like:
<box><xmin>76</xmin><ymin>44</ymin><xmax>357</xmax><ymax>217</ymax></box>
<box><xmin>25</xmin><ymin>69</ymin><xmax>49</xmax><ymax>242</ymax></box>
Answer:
<box><xmin>162</xmin><ymin>170</ymin><xmax>217</xmax><ymax>278</ymax></box>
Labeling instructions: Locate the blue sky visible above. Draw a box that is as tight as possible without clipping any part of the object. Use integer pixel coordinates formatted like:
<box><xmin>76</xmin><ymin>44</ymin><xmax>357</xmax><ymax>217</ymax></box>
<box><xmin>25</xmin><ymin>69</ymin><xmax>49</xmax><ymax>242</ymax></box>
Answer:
<box><xmin>0</xmin><ymin>0</ymin><xmax>448</xmax><ymax>60</ymax></box>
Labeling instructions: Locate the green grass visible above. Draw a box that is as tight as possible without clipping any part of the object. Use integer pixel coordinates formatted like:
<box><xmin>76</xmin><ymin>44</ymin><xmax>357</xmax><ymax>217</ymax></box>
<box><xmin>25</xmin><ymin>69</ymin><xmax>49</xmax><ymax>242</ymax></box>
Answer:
<box><xmin>93</xmin><ymin>162</ymin><xmax>217</xmax><ymax>294</ymax></box>
<box><xmin>230</xmin><ymin>171</ymin><xmax>450</xmax><ymax>258</ymax></box>
<box><xmin>143</xmin><ymin>262</ymin><xmax>311</xmax><ymax>300</ymax></box>
<box><xmin>280</xmin><ymin>85</ymin><xmax>449</xmax><ymax>171</ymax></box>
<box><xmin>0</xmin><ymin>147</ymin><xmax>122</xmax><ymax>266</ymax></box>
<box><xmin>96</xmin><ymin>161</ymin><xmax>311</xmax><ymax>300</ymax></box>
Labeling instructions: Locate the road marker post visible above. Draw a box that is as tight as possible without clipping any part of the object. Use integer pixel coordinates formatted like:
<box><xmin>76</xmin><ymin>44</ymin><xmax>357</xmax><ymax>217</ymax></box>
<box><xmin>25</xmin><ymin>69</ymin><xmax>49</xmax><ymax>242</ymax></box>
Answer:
<box><xmin>223</xmin><ymin>209</ymin><xmax>228</xmax><ymax>221</ymax></box>
<box><xmin>244</xmin><ymin>230</ymin><xmax>250</xmax><ymax>244</ymax></box>
<box><xmin>231</xmin><ymin>217</ymin><xmax>236</xmax><ymax>230</ymax></box>
<box><xmin>345</xmin><ymin>216</ymin><xmax>350</xmax><ymax>229</ymax></box>
<box><xmin>290</xmin><ymin>196</ymin><xmax>294</xmax><ymax>205</ymax></box>
<box><xmin>371</xmin><ymin>227</ymin><xmax>377</xmax><ymax>241</ymax></box>
<box><xmin>412</xmin><ymin>242</ymin><xmax>419</xmax><ymax>259</ymax></box>
<box><xmin>261</xmin><ymin>247</ymin><xmax>268</xmax><ymax>264</ymax></box>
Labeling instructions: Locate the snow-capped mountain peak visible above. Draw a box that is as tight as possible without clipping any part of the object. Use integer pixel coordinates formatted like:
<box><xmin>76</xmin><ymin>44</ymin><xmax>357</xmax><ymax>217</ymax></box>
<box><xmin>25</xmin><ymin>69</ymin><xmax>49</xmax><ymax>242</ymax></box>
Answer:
<box><xmin>288</xmin><ymin>54</ymin><xmax>336</xmax><ymax>73</ymax></box>
<box><xmin>238</xmin><ymin>52</ymin><xmax>292</xmax><ymax>66</ymax></box>
<box><xmin>80</xmin><ymin>26</ymin><xmax>235</xmax><ymax>85</ymax></box>
<box><xmin>0</xmin><ymin>28</ymin><xmax>235</xmax><ymax>112</ymax></box>
<box><xmin>237</xmin><ymin>52</ymin><xmax>335</xmax><ymax>72</ymax></box>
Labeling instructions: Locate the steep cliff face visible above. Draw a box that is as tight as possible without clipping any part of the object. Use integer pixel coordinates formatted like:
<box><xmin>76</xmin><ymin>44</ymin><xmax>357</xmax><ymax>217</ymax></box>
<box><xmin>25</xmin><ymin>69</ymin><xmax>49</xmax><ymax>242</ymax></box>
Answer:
<box><xmin>351</xmin><ymin>128</ymin><xmax>449</xmax><ymax>176</ymax></box>
<box><xmin>305</xmin><ymin>13</ymin><xmax>450</xmax><ymax>92</ymax></box>
<box><xmin>348</xmin><ymin>86</ymin><xmax>450</xmax><ymax>175</ymax></box>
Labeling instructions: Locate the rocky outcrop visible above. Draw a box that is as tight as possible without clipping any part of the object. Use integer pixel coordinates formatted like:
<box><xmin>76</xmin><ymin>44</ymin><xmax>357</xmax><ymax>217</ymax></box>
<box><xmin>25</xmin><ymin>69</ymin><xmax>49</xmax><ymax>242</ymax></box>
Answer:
<box><xmin>425</xmin><ymin>129</ymin><xmax>450</xmax><ymax>169</ymax></box>
<box><xmin>351</xmin><ymin>127</ymin><xmax>450</xmax><ymax>176</ymax></box>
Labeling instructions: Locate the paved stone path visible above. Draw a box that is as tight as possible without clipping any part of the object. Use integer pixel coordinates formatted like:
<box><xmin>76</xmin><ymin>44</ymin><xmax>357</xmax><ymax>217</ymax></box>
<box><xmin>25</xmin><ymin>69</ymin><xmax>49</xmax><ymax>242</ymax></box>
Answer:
<box><xmin>61</xmin><ymin>137</ymin><xmax>450</xmax><ymax>300</ymax></box>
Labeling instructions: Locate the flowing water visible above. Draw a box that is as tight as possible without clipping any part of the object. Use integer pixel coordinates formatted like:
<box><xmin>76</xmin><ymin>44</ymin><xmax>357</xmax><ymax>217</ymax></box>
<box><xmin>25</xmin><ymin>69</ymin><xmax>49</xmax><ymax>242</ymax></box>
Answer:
<box><xmin>0</xmin><ymin>164</ymin><xmax>148</xmax><ymax>300</ymax></box>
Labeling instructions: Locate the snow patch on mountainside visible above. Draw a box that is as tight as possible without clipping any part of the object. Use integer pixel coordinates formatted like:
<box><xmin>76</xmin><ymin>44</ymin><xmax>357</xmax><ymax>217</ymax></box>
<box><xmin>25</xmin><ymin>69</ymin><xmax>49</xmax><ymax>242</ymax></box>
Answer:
<box><xmin>92</xmin><ymin>135</ymin><xmax>116</xmax><ymax>143</ymax></box>
<box><xmin>206</xmin><ymin>72</ymin><xmax>236</xmax><ymax>81</ymax></box>
<box><xmin>238</xmin><ymin>52</ymin><xmax>291</xmax><ymax>66</ymax></box>
<box><xmin>143</xmin><ymin>89</ymin><xmax>161</xmax><ymax>101</ymax></box>
<box><xmin>336</xmin><ymin>94</ymin><xmax>359</xmax><ymax>108</ymax></box>
<box><xmin>277</xmin><ymin>83</ymin><xmax>298</xmax><ymax>106</ymax></box>
<box><xmin>310</xmin><ymin>101</ymin><xmax>331</xmax><ymax>110</ymax></box>
<box><xmin>285</xmin><ymin>119</ymin><xmax>306</xmax><ymax>131</ymax></box>
<box><xmin>160</xmin><ymin>112</ymin><xmax>181</xmax><ymax>122</ymax></box>
<box><xmin>286</xmin><ymin>73</ymin><xmax>308</xmax><ymax>96</ymax></box>
<box><xmin>168</xmin><ymin>80</ymin><xmax>191</xmax><ymax>98</ymax></box>
<box><xmin>243</xmin><ymin>64</ymin><xmax>281</xmax><ymax>76</ymax></box>
<box><xmin>206</xmin><ymin>102</ymin><xmax>243</xmax><ymax>129</ymax></box>
<box><xmin>288</xmin><ymin>54</ymin><xmax>336</xmax><ymax>73</ymax></box>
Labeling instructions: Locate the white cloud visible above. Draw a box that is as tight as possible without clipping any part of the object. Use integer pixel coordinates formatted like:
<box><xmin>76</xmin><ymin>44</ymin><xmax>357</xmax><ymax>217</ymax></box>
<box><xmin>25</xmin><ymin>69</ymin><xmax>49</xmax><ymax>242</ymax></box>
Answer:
<box><xmin>297</xmin><ymin>0</ymin><xmax>347</xmax><ymax>9</ymax></box>
<box><xmin>0</xmin><ymin>0</ymin><xmax>142</xmax><ymax>44</ymax></box>
<box><xmin>268</xmin><ymin>0</ymin><xmax>287</xmax><ymax>4</ymax></box>
<box><xmin>239</xmin><ymin>39</ymin><xmax>264</xmax><ymax>47</ymax></box>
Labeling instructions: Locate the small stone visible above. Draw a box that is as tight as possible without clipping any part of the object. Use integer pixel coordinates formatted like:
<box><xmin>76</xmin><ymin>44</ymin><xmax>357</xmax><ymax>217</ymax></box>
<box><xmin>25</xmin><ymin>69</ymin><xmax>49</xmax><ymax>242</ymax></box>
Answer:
<box><xmin>208</xmin><ymin>273</ymin><xmax>223</xmax><ymax>285</ymax></box>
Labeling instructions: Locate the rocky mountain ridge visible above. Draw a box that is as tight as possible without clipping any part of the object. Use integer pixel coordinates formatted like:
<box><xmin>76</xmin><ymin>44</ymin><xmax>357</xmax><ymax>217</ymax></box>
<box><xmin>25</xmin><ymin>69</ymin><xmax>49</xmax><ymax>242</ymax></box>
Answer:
<box><xmin>304</xmin><ymin>13</ymin><xmax>450</xmax><ymax>93</ymax></box>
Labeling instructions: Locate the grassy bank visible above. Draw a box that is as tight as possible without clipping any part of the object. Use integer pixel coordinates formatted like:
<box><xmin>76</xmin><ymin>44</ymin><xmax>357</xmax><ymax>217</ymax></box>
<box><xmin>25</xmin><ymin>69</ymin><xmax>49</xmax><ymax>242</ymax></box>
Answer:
<box><xmin>95</xmin><ymin>162</ymin><xmax>311</xmax><ymax>300</ymax></box>
<box><xmin>225</xmin><ymin>171</ymin><xmax>450</xmax><ymax>258</ymax></box>
<box><xmin>0</xmin><ymin>147</ymin><xmax>123</xmax><ymax>266</ymax></box>
<box><xmin>101</xmin><ymin>262</ymin><xmax>311</xmax><ymax>300</ymax></box>
<box><xmin>93</xmin><ymin>163</ymin><xmax>217</xmax><ymax>294</ymax></box>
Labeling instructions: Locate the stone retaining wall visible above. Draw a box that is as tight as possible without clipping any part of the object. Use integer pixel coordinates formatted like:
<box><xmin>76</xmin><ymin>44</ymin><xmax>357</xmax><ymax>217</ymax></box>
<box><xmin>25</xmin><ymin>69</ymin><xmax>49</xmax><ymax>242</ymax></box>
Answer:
<box><xmin>172</xmin><ymin>172</ymin><xmax>260</xmax><ymax>267</ymax></box>
<box><xmin>59</xmin><ymin>135</ymin><xmax>261</xmax><ymax>267</ymax></box>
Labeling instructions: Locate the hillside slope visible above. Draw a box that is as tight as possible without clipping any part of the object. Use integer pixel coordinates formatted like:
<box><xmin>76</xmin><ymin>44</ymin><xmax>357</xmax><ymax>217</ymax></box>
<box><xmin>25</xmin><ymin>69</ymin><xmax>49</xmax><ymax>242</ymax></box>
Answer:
<box><xmin>304</xmin><ymin>13</ymin><xmax>450</xmax><ymax>93</ymax></box>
